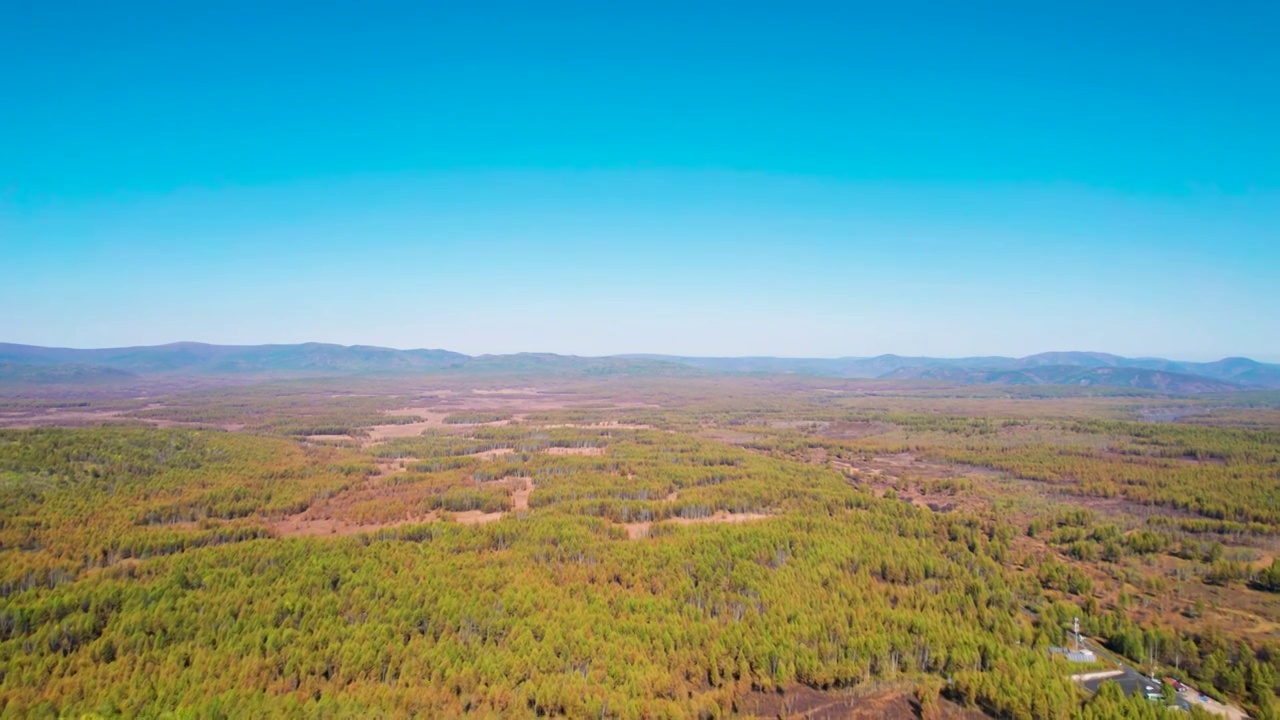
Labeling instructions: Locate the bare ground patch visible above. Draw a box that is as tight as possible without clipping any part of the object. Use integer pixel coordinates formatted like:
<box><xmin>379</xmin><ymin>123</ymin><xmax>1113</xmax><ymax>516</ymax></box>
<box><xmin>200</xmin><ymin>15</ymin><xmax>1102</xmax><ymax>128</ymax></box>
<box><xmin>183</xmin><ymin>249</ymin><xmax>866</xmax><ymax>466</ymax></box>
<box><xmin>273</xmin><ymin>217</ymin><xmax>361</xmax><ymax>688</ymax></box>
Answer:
<box><xmin>544</xmin><ymin>446</ymin><xmax>605</xmax><ymax>456</ymax></box>
<box><xmin>536</xmin><ymin>421</ymin><xmax>652</xmax><ymax>430</ymax></box>
<box><xmin>511</xmin><ymin>477</ymin><xmax>532</xmax><ymax>511</ymax></box>
<box><xmin>362</xmin><ymin>408</ymin><xmax>448</xmax><ymax>445</ymax></box>
<box><xmin>0</xmin><ymin>407</ymin><xmax>242</xmax><ymax>432</ymax></box>
<box><xmin>272</xmin><ymin>458</ymin><xmax>437</xmax><ymax>536</ymax></box>
<box><xmin>622</xmin><ymin>522</ymin><xmax>653</xmax><ymax>539</ymax></box>
<box><xmin>273</xmin><ymin>513</ymin><xmax>440</xmax><ymax>538</ymax></box>
<box><xmin>361</xmin><ymin>394</ymin><xmax>603</xmax><ymax>445</ymax></box>
<box><xmin>698</xmin><ymin>428</ymin><xmax>761</xmax><ymax>445</ymax></box>
<box><xmin>740</xmin><ymin>683</ymin><xmax>992</xmax><ymax>719</ymax></box>
<box><xmin>372</xmin><ymin>458</ymin><xmax>419</xmax><ymax>479</ymax></box>
<box><xmin>0</xmin><ymin>409</ymin><xmax>128</xmax><ymax>427</ymax></box>
<box><xmin>1056</xmin><ymin>493</ymin><xmax>1203</xmax><ymax>524</ymax></box>
<box><xmin>831</xmin><ymin>455</ymin><xmax>994</xmax><ymax>514</ymax></box>
<box><xmin>623</xmin><ymin>511</ymin><xmax>770</xmax><ymax>539</ymax></box>
<box><xmin>451</xmin><ymin>510</ymin><xmax>505</xmax><ymax>525</ymax></box>
<box><xmin>817</xmin><ymin>421</ymin><xmax>895</xmax><ymax>440</ymax></box>
<box><xmin>305</xmin><ymin>434</ymin><xmax>358</xmax><ymax>444</ymax></box>
<box><xmin>669</xmin><ymin>511</ymin><xmax>769</xmax><ymax>526</ymax></box>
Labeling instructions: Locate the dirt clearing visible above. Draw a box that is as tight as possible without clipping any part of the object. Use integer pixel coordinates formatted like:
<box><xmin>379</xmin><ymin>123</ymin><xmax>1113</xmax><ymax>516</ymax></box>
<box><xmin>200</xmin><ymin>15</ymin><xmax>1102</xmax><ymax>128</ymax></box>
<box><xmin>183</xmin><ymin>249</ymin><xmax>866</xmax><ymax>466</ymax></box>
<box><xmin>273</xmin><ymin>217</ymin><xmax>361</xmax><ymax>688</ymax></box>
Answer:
<box><xmin>451</xmin><ymin>510</ymin><xmax>505</xmax><ymax>525</ymax></box>
<box><xmin>363</xmin><ymin>408</ymin><xmax>448</xmax><ymax>445</ymax></box>
<box><xmin>623</xmin><ymin>511</ymin><xmax>769</xmax><ymax>539</ymax></box>
<box><xmin>274</xmin><ymin>513</ymin><xmax>439</xmax><ymax>538</ymax></box>
<box><xmin>740</xmin><ymin>683</ymin><xmax>991</xmax><ymax>719</ymax></box>
<box><xmin>511</xmin><ymin>477</ymin><xmax>532</xmax><ymax>511</ymax></box>
<box><xmin>544</xmin><ymin>446</ymin><xmax>605</xmax><ymax>456</ymax></box>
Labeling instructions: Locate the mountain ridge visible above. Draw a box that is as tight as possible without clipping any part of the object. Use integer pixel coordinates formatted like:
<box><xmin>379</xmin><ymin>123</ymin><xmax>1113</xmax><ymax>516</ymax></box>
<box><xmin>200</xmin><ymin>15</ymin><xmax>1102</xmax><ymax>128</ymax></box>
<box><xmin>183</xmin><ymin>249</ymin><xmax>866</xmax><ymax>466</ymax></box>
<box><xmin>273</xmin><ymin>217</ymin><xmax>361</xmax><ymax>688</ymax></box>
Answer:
<box><xmin>625</xmin><ymin>351</ymin><xmax>1280</xmax><ymax>388</ymax></box>
<box><xmin>0</xmin><ymin>343</ymin><xmax>697</xmax><ymax>381</ymax></box>
<box><xmin>1</xmin><ymin>343</ymin><xmax>1278</xmax><ymax>391</ymax></box>
<box><xmin>879</xmin><ymin>364</ymin><xmax>1243</xmax><ymax>393</ymax></box>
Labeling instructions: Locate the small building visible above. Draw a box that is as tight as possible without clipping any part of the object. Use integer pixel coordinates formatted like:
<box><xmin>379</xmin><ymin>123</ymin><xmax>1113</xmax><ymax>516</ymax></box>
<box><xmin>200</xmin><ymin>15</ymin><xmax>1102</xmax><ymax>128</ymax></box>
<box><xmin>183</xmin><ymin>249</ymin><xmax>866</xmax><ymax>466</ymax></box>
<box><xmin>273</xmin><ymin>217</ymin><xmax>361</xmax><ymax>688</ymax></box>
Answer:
<box><xmin>1049</xmin><ymin>646</ymin><xmax>1098</xmax><ymax>663</ymax></box>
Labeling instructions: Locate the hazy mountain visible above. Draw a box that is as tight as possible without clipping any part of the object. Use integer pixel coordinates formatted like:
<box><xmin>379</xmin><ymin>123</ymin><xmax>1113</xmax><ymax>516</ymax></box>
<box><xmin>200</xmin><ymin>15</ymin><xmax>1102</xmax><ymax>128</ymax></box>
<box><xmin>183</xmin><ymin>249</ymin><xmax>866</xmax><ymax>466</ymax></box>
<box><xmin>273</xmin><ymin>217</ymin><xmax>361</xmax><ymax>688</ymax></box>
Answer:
<box><xmin>622</xmin><ymin>354</ymin><xmax>1017</xmax><ymax>378</ymax></box>
<box><xmin>0</xmin><ymin>362</ymin><xmax>138</xmax><ymax>385</ymax></box>
<box><xmin>1</xmin><ymin>343</ymin><xmax>1276</xmax><ymax>391</ymax></box>
<box><xmin>0</xmin><ymin>342</ymin><xmax>470</xmax><ymax>375</ymax></box>
<box><xmin>1013</xmin><ymin>352</ymin><xmax>1130</xmax><ymax>368</ymax></box>
<box><xmin>1006</xmin><ymin>353</ymin><xmax>1280</xmax><ymax>385</ymax></box>
<box><xmin>639</xmin><ymin>351</ymin><xmax>1280</xmax><ymax>389</ymax></box>
<box><xmin>1190</xmin><ymin>358</ymin><xmax>1280</xmax><ymax>387</ymax></box>
<box><xmin>0</xmin><ymin>343</ymin><xmax>695</xmax><ymax>380</ymax></box>
<box><xmin>881</xmin><ymin>365</ymin><xmax>1243</xmax><ymax>393</ymax></box>
<box><xmin>465</xmin><ymin>353</ymin><xmax>701</xmax><ymax>376</ymax></box>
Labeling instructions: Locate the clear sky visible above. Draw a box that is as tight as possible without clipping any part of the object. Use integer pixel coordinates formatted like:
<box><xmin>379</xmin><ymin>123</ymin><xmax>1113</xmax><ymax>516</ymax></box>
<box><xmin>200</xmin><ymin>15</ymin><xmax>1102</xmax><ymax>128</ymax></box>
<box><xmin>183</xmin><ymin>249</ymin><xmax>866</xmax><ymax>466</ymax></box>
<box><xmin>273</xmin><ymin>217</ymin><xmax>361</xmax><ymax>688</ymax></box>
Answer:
<box><xmin>3</xmin><ymin>1</ymin><xmax>1278</xmax><ymax>360</ymax></box>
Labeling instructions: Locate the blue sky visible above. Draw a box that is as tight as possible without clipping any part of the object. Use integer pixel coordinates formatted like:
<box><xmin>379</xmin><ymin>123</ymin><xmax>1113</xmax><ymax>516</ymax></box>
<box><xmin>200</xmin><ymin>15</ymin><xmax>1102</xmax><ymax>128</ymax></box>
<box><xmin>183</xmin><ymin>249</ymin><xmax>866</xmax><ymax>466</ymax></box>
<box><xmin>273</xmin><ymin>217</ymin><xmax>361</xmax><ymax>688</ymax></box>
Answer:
<box><xmin>3</xmin><ymin>1</ymin><xmax>1278</xmax><ymax>360</ymax></box>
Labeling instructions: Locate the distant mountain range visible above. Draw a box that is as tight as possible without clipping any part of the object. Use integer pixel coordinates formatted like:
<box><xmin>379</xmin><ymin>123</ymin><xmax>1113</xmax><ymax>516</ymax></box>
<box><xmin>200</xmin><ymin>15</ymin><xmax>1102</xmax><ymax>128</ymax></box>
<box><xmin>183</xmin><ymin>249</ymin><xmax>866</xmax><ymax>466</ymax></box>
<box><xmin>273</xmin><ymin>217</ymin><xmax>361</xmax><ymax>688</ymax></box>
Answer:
<box><xmin>0</xmin><ymin>342</ymin><xmax>693</xmax><ymax>382</ymax></box>
<box><xmin>0</xmin><ymin>361</ymin><xmax>138</xmax><ymax>385</ymax></box>
<box><xmin>1</xmin><ymin>343</ymin><xmax>1277</xmax><ymax>393</ymax></box>
<box><xmin>626</xmin><ymin>352</ymin><xmax>1280</xmax><ymax>390</ymax></box>
<box><xmin>877</xmin><ymin>365</ymin><xmax>1242</xmax><ymax>393</ymax></box>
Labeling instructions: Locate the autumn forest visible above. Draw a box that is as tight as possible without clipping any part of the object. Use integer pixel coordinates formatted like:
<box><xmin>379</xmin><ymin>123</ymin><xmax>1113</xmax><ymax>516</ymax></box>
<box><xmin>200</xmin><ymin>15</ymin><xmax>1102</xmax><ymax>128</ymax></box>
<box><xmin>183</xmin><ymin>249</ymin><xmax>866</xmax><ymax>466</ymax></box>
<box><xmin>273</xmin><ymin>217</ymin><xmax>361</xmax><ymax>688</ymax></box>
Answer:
<box><xmin>2</xmin><ymin>373</ymin><xmax>1278</xmax><ymax>719</ymax></box>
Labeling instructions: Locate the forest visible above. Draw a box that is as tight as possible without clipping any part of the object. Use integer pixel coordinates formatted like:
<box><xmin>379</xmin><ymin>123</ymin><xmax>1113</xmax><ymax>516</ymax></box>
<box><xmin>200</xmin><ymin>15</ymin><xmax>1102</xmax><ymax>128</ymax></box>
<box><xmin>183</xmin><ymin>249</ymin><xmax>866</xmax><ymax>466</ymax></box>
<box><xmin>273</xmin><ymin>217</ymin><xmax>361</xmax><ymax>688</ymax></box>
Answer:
<box><xmin>0</xmin><ymin>375</ymin><xmax>1274</xmax><ymax>718</ymax></box>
